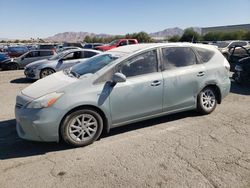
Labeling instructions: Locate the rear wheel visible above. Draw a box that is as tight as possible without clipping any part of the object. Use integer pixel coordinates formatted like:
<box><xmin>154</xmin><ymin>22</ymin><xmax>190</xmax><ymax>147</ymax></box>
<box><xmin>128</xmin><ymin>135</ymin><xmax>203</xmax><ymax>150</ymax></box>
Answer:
<box><xmin>197</xmin><ymin>87</ymin><xmax>217</xmax><ymax>114</ymax></box>
<box><xmin>40</xmin><ymin>68</ymin><xmax>55</xmax><ymax>79</ymax></box>
<box><xmin>60</xmin><ymin>109</ymin><xmax>103</xmax><ymax>147</ymax></box>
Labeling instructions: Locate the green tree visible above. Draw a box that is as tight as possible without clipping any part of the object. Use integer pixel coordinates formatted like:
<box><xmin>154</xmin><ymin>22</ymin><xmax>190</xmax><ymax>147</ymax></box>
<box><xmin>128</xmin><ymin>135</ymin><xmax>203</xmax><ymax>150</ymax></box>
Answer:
<box><xmin>84</xmin><ymin>35</ymin><xmax>92</xmax><ymax>43</ymax></box>
<box><xmin>134</xmin><ymin>31</ymin><xmax>152</xmax><ymax>43</ymax></box>
<box><xmin>243</xmin><ymin>31</ymin><xmax>250</xmax><ymax>40</ymax></box>
<box><xmin>168</xmin><ymin>35</ymin><xmax>181</xmax><ymax>42</ymax></box>
<box><xmin>180</xmin><ymin>28</ymin><xmax>200</xmax><ymax>42</ymax></box>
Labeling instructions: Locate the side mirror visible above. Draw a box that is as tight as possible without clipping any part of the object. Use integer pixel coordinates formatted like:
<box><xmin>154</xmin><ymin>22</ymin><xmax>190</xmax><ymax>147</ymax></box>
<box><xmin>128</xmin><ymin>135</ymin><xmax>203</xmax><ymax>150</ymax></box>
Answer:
<box><xmin>111</xmin><ymin>72</ymin><xmax>126</xmax><ymax>85</ymax></box>
<box><xmin>56</xmin><ymin>59</ymin><xmax>63</xmax><ymax>69</ymax></box>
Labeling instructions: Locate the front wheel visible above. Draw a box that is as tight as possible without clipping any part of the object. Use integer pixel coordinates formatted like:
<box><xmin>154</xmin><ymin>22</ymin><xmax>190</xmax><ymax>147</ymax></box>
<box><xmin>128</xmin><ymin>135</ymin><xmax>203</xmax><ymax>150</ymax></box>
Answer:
<box><xmin>40</xmin><ymin>68</ymin><xmax>55</xmax><ymax>79</ymax></box>
<box><xmin>197</xmin><ymin>87</ymin><xmax>217</xmax><ymax>115</ymax></box>
<box><xmin>60</xmin><ymin>109</ymin><xmax>103</xmax><ymax>147</ymax></box>
<box><xmin>8</xmin><ymin>63</ymin><xmax>19</xmax><ymax>70</ymax></box>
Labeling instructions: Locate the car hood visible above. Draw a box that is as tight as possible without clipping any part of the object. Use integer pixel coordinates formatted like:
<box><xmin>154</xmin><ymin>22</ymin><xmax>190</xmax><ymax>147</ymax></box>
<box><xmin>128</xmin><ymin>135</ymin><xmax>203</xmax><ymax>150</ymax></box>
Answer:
<box><xmin>21</xmin><ymin>71</ymin><xmax>78</xmax><ymax>99</ymax></box>
<box><xmin>26</xmin><ymin>59</ymin><xmax>52</xmax><ymax>68</ymax></box>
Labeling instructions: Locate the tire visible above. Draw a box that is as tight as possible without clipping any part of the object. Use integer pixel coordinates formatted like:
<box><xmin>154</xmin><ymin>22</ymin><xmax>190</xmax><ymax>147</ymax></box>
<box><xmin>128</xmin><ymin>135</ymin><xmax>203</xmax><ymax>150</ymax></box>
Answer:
<box><xmin>8</xmin><ymin>63</ymin><xmax>19</xmax><ymax>70</ymax></box>
<box><xmin>60</xmin><ymin>109</ymin><xmax>103</xmax><ymax>147</ymax></box>
<box><xmin>197</xmin><ymin>87</ymin><xmax>217</xmax><ymax>115</ymax></box>
<box><xmin>40</xmin><ymin>68</ymin><xmax>55</xmax><ymax>79</ymax></box>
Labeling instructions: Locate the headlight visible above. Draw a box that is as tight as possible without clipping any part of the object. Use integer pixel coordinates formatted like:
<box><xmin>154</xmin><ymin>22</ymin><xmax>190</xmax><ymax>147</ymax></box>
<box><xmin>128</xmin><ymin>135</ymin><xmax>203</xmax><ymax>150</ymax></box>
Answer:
<box><xmin>26</xmin><ymin>92</ymin><xmax>63</xmax><ymax>109</ymax></box>
<box><xmin>235</xmin><ymin>65</ymin><xmax>243</xmax><ymax>71</ymax></box>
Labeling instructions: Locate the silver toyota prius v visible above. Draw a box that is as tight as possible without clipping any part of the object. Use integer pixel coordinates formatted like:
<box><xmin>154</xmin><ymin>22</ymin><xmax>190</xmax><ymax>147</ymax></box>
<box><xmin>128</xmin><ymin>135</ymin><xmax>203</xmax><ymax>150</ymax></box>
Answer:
<box><xmin>15</xmin><ymin>43</ymin><xmax>231</xmax><ymax>147</ymax></box>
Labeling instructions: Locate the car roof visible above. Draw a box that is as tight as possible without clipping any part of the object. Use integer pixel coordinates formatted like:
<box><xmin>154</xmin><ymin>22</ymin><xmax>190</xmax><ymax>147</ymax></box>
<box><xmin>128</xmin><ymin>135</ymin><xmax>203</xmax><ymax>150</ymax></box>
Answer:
<box><xmin>63</xmin><ymin>48</ymin><xmax>102</xmax><ymax>53</ymax></box>
<box><xmin>109</xmin><ymin>43</ymin><xmax>216</xmax><ymax>54</ymax></box>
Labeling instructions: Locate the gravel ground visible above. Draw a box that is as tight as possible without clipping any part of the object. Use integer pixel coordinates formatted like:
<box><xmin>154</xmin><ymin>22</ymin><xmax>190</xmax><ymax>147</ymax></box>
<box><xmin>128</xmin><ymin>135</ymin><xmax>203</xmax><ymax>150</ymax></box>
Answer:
<box><xmin>0</xmin><ymin>70</ymin><xmax>250</xmax><ymax>188</ymax></box>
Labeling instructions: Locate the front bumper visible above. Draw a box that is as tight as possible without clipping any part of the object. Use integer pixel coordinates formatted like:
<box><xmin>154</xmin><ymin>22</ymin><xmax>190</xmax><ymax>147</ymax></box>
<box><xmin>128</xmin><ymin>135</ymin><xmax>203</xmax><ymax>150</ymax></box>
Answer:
<box><xmin>15</xmin><ymin>105</ymin><xmax>63</xmax><ymax>142</ymax></box>
<box><xmin>24</xmin><ymin>68</ymin><xmax>40</xmax><ymax>79</ymax></box>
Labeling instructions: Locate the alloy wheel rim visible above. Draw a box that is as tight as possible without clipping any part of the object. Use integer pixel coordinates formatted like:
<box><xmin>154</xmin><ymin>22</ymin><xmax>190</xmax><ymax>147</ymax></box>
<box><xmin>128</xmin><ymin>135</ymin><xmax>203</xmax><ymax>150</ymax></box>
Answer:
<box><xmin>41</xmin><ymin>69</ymin><xmax>54</xmax><ymax>78</ymax></box>
<box><xmin>201</xmin><ymin>89</ymin><xmax>216</xmax><ymax>110</ymax></box>
<box><xmin>68</xmin><ymin>114</ymin><xmax>98</xmax><ymax>142</ymax></box>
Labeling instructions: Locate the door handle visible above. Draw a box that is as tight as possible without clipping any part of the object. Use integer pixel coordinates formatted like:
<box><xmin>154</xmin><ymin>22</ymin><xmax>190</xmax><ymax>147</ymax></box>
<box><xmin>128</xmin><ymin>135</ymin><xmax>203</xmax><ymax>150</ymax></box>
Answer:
<box><xmin>151</xmin><ymin>80</ymin><xmax>161</xmax><ymax>86</ymax></box>
<box><xmin>197</xmin><ymin>71</ymin><xmax>205</xmax><ymax>77</ymax></box>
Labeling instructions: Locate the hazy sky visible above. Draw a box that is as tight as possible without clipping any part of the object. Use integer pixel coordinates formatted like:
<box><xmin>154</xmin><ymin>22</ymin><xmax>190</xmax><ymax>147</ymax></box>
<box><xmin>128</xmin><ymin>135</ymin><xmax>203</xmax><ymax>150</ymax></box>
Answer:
<box><xmin>0</xmin><ymin>0</ymin><xmax>249</xmax><ymax>39</ymax></box>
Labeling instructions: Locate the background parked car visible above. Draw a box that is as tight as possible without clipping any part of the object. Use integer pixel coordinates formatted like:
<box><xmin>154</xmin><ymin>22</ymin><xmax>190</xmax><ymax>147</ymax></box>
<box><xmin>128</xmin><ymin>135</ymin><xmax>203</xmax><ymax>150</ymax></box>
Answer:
<box><xmin>0</xmin><ymin>50</ymin><xmax>56</xmax><ymax>70</ymax></box>
<box><xmin>56</xmin><ymin>46</ymin><xmax>82</xmax><ymax>53</ymax></box>
<box><xmin>0</xmin><ymin>52</ymin><xmax>10</xmax><ymax>63</ymax></box>
<box><xmin>37</xmin><ymin>44</ymin><xmax>57</xmax><ymax>52</ymax></box>
<box><xmin>227</xmin><ymin>45</ymin><xmax>250</xmax><ymax>71</ymax></box>
<box><xmin>214</xmin><ymin>40</ymin><xmax>250</xmax><ymax>59</ymax></box>
<box><xmin>5</xmin><ymin>46</ymin><xmax>29</xmax><ymax>57</ymax></box>
<box><xmin>24</xmin><ymin>49</ymin><xmax>101</xmax><ymax>79</ymax></box>
<box><xmin>83</xmin><ymin>43</ymin><xmax>104</xmax><ymax>49</ymax></box>
<box><xmin>233</xmin><ymin>57</ymin><xmax>250</xmax><ymax>84</ymax></box>
<box><xmin>16</xmin><ymin>43</ymin><xmax>230</xmax><ymax>147</ymax></box>
<box><xmin>95</xmin><ymin>39</ymin><xmax>138</xmax><ymax>51</ymax></box>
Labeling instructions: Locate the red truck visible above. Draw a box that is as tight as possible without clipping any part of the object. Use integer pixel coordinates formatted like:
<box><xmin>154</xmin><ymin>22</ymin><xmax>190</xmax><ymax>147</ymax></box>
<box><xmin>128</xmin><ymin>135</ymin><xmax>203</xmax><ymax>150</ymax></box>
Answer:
<box><xmin>95</xmin><ymin>39</ymin><xmax>138</xmax><ymax>51</ymax></box>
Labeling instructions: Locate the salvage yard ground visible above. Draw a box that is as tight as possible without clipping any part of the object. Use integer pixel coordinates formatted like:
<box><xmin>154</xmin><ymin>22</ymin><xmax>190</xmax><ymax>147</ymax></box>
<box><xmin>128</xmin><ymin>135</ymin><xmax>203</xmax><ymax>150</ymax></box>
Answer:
<box><xmin>0</xmin><ymin>70</ymin><xmax>250</xmax><ymax>188</ymax></box>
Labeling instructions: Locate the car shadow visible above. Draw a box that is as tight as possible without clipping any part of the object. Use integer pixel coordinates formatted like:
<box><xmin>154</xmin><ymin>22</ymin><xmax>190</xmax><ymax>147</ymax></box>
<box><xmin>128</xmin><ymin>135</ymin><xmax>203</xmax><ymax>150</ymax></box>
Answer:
<box><xmin>10</xmin><ymin>78</ymin><xmax>35</xmax><ymax>84</ymax></box>
<box><xmin>0</xmin><ymin>119</ymin><xmax>71</xmax><ymax>160</ymax></box>
<box><xmin>0</xmin><ymin>111</ymin><xmax>199</xmax><ymax>160</ymax></box>
<box><xmin>230</xmin><ymin>80</ymin><xmax>250</xmax><ymax>95</ymax></box>
<box><xmin>105</xmin><ymin>110</ymin><xmax>199</xmax><ymax>138</ymax></box>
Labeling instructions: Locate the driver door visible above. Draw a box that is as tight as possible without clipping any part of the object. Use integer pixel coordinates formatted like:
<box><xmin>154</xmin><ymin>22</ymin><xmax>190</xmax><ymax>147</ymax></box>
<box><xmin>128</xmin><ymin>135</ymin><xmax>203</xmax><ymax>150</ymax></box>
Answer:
<box><xmin>109</xmin><ymin>49</ymin><xmax>163</xmax><ymax>126</ymax></box>
<box><xmin>56</xmin><ymin>51</ymin><xmax>81</xmax><ymax>70</ymax></box>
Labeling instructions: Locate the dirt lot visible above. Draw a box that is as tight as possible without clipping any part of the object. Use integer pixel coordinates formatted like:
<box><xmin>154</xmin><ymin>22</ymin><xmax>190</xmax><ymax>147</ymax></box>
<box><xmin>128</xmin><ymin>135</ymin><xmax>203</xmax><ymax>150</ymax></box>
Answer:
<box><xmin>0</xmin><ymin>70</ymin><xmax>250</xmax><ymax>188</ymax></box>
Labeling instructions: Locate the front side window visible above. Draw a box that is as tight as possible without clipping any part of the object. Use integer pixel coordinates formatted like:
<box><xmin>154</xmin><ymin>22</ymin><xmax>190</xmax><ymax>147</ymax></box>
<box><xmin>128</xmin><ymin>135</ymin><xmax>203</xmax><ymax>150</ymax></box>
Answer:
<box><xmin>119</xmin><ymin>40</ymin><xmax>127</xmax><ymax>46</ymax></box>
<box><xmin>63</xmin><ymin>52</ymin><xmax>81</xmax><ymax>60</ymax></box>
<box><xmin>26</xmin><ymin>51</ymin><xmax>38</xmax><ymax>58</ymax></box>
<box><xmin>118</xmin><ymin>50</ymin><xmax>158</xmax><ymax>77</ymax></box>
<box><xmin>162</xmin><ymin>47</ymin><xmax>197</xmax><ymax>70</ymax></box>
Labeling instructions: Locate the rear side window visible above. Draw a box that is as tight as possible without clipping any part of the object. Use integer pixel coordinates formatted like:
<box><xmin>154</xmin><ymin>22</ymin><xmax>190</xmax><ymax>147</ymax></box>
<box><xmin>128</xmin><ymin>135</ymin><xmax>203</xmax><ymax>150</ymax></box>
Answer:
<box><xmin>82</xmin><ymin>51</ymin><xmax>98</xmax><ymax>58</ymax></box>
<box><xmin>39</xmin><ymin>51</ymin><xmax>53</xmax><ymax>56</ymax></box>
<box><xmin>128</xmin><ymin>40</ymin><xmax>137</xmax><ymax>44</ymax></box>
<box><xmin>39</xmin><ymin>45</ymin><xmax>54</xmax><ymax>49</ymax></box>
<box><xmin>162</xmin><ymin>47</ymin><xmax>197</xmax><ymax>70</ymax></box>
<box><xmin>195</xmin><ymin>47</ymin><xmax>215</xmax><ymax>62</ymax></box>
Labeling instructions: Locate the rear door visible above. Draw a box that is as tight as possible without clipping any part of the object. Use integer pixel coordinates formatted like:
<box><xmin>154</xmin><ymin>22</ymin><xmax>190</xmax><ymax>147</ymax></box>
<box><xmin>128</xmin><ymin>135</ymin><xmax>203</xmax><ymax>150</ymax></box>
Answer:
<box><xmin>161</xmin><ymin>47</ymin><xmax>205</xmax><ymax>112</ymax></box>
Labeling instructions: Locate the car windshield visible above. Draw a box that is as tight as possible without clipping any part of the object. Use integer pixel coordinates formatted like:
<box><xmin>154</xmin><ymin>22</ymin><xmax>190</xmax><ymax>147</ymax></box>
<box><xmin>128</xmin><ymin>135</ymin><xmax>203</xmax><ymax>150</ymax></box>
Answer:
<box><xmin>108</xmin><ymin>40</ymin><xmax>119</xmax><ymax>46</ymax></box>
<box><xmin>214</xmin><ymin>42</ymin><xmax>230</xmax><ymax>48</ymax></box>
<box><xmin>70</xmin><ymin>53</ymin><xmax>120</xmax><ymax>77</ymax></box>
<box><xmin>48</xmin><ymin>51</ymin><xmax>67</xmax><ymax>60</ymax></box>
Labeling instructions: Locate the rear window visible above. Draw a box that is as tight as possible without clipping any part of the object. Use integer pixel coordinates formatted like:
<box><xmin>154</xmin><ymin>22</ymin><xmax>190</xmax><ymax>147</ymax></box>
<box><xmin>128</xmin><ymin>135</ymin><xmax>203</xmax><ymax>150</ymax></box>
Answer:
<box><xmin>83</xmin><ymin>51</ymin><xmax>98</xmax><ymax>58</ymax></box>
<box><xmin>195</xmin><ymin>47</ymin><xmax>215</xmax><ymax>62</ymax></box>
